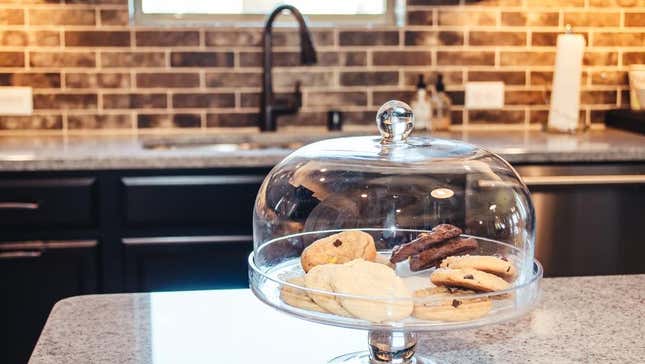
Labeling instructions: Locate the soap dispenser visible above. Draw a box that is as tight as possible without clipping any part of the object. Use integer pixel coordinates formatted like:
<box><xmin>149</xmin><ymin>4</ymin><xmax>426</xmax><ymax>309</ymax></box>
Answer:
<box><xmin>410</xmin><ymin>74</ymin><xmax>431</xmax><ymax>131</ymax></box>
<box><xmin>431</xmin><ymin>74</ymin><xmax>452</xmax><ymax>131</ymax></box>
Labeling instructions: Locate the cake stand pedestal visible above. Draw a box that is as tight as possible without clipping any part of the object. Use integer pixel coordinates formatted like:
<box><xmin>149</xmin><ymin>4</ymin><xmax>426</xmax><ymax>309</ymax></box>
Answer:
<box><xmin>330</xmin><ymin>331</ymin><xmax>432</xmax><ymax>364</ymax></box>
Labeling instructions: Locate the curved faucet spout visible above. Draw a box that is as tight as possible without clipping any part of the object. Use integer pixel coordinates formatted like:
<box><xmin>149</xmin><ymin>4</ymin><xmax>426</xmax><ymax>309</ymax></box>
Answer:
<box><xmin>259</xmin><ymin>5</ymin><xmax>317</xmax><ymax>132</ymax></box>
<box><xmin>264</xmin><ymin>5</ymin><xmax>317</xmax><ymax>65</ymax></box>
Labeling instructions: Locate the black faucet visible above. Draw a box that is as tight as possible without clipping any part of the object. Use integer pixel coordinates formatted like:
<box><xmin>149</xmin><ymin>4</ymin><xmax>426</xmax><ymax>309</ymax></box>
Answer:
<box><xmin>259</xmin><ymin>5</ymin><xmax>317</xmax><ymax>132</ymax></box>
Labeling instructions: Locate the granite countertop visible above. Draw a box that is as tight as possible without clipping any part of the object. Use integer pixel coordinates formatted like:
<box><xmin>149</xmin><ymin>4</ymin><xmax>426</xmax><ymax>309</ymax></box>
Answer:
<box><xmin>0</xmin><ymin>128</ymin><xmax>644</xmax><ymax>171</ymax></box>
<box><xmin>29</xmin><ymin>275</ymin><xmax>644</xmax><ymax>364</ymax></box>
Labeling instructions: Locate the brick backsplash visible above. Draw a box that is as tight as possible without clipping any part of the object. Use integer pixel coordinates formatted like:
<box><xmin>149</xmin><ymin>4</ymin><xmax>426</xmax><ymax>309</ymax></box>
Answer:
<box><xmin>0</xmin><ymin>0</ymin><xmax>643</xmax><ymax>133</ymax></box>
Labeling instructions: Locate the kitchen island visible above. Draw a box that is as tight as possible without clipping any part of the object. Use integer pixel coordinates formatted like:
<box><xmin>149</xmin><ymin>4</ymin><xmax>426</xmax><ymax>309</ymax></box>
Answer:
<box><xmin>29</xmin><ymin>274</ymin><xmax>644</xmax><ymax>364</ymax></box>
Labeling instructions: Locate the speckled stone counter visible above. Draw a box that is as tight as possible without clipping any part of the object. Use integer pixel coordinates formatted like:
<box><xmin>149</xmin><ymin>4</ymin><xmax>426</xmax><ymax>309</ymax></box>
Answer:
<box><xmin>1</xmin><ymin>128</ymin><xmax>644</xmax><ymax>171</ymax></box>
<box><xmin>29</xmin><ymin>275</ymin><xmax>644</xmax><ymax>364</ymax></box>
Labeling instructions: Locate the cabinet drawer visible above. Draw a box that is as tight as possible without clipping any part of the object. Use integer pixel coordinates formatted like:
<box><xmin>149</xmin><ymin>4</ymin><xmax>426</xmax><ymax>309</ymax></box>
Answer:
<box><xmin>123</xmin><ymin>235</ymin><xmax>252</xmax><ymax>292</ymax></box>
<box><xmin>0</xmin><ymin>239</ymin><xmax>98</xmax><ymax>363</ymax></box>
<box><xmin>121</xmin><ymin>175</ymin><xmax>264</xmax><ymax>230</ymax></box>
<box><xmin>0</xmin><ymin>178</ymin><xmax>96</xmax><ymax>229</ymax></box>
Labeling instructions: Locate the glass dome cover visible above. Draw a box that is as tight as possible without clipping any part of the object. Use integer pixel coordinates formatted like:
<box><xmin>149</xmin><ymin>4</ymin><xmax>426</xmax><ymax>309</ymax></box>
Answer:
<box><xmin>249</xmin><ymin>101</ymin><xmax>542</xmax><ymax>363</ymax></box>
<box><xmin>254</xmin><ymin>100</ymin><xmax>535</xmax><ymax>267</ymax></box>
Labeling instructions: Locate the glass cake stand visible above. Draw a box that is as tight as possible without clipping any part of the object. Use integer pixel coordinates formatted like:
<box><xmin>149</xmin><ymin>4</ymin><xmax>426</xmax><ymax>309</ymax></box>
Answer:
<box><xmin>248</xmin><ymin>101</ymin><xmax>542</xmax><ymax>363</ymax></box>
<box><xmin>249</xmin><ymin>228</ymin><xmax>543</xmax><ymax>364</ymax></box>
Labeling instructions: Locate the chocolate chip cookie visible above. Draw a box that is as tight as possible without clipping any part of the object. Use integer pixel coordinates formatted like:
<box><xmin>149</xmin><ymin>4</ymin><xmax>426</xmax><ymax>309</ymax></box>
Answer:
<box><xmin>390</xmin><ymin>224</ymin><xmax>463</xmax><ymax>263</ymax></box>
<box><xmin>408</xmin><ymin>237</ymin><xmax>478</xmax><ymax>271</ymax></box>
<box><xmin>430</xmin><ymin>267</ymin><xmax>511</xmax><ymax>292</ymax></box>
<box><xmin>440</xmin><ymin>255</ymin><xmax>517</xmax><ymax>282</ymax></box>
<box><xmin>301</xmin><ymin>230</ymin><xmax>377</xmax><ymax>273</ymax></box>
<box><xmin>412</xmin><ymin>286</ymin><xmax>492</xmax><ymax>322</ymax></box>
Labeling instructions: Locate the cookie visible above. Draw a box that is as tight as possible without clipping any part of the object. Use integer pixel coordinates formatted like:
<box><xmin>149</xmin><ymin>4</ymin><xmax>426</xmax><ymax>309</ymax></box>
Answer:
<box><xmin>331</xmin><ymin>259</ymin><xmax>413</xmax><ymax>323</ymax></box>
<box><xmin>280</xmin><ymin>277</ymin><xmax>328</xmax><ymax>313</ymax></box>
<box><xmin>412</xmin><ymin>286</ymin><xmax>492</xmax><ymax>322</ymax></box>
<box><xmin>408</xmin><ymin>237</ymin><xmax>478</xmax><ymax>271</ymax></box>
<box><xmin>390</xmin><ymin>224</ymin><xmax>463</xmax><ymax>263</ymax></box>
<box><xmin>301</xmin><ymin>230</ymin><xmax>377</xmax><ymax>273</ymax></box>
<box><xmin>440</xmin><ymin>255</ymin><xmax>517</xmax><ymax>282</ymax></box>
<box><xmin>304</xmin><ymin>264</ymin><xmax>352</xmax><ymax>317</ymax></box>
<box><xmin>430</xmin><ymin>268</ymin><xmax>511</xmax><ymax>292</ymax></box>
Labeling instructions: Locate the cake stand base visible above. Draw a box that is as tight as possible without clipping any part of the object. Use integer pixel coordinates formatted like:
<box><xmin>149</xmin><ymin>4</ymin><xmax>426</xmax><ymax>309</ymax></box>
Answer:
<box><xmin>329</xmin><ymin>331</ymin><xmax>435</xmax><ymax>364</ymax></box>
<box><xmin>329</xmin><ymin>351</ymin><xmax>435</xmax><ymax>364</ymax></box>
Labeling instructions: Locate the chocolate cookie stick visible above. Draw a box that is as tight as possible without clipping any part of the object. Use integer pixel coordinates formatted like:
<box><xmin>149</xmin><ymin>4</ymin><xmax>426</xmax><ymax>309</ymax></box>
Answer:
<box><xmin>390</xmin><ymin>224</ymin><xmax>463</xmax><ymax>263</ymax></box>
<box><xmin>409</xmin><ymin>237</ymin><xmax>478</xmax><ymax>272</ymax></box>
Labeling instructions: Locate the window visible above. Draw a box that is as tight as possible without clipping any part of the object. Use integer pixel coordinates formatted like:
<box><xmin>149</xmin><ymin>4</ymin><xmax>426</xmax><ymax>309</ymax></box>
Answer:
<box><xmin>132</xmin><ymin>0</ymin><xmax>403</xmax><ymax>26</ymax></box>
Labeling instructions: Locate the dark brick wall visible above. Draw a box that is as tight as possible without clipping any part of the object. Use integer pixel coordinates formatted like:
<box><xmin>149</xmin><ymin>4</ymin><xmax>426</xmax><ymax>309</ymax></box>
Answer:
<box><xmin>0</xmin><ymin>0</ymin><xmax>642</xmax><ymax>132</ymax></box>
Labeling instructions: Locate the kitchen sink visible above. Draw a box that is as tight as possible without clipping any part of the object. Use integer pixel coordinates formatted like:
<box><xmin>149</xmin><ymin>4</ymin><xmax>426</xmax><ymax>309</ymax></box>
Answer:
<box><xmin>143</xmin><ymin>140</ymin><xmax>305</xmax><ymax>151</ymax></box>
<box><xmin>140</xmin><ymin>130</ymin><xmax>369</xmax><ymax>151</ymax></box>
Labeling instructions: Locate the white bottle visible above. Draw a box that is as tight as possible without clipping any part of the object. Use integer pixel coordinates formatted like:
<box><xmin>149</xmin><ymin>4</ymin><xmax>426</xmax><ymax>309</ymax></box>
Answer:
<box><xmin>410</xmin><ymin>74</ymin><xmax>431</xmax><ymax>131</ymax></box>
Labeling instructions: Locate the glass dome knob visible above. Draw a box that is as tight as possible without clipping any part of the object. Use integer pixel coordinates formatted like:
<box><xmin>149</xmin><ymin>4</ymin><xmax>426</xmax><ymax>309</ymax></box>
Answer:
<box><xmin>376</xmin><ymin>100</ymin><xmax>415</xmax><ymax>143</ymax></box>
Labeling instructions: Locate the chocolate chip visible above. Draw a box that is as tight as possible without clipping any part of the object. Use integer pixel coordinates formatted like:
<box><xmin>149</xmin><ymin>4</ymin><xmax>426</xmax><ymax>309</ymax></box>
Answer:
<box><xmin>500</xmin><ymin>256</ymin><xmax>508</xmax><ymax>262</ymax></box>
<box><xmin>463</xmin><ymin>274</ymin><xmax>474</xmax><ymax>279</ymax></box>
<box><xmin>452</xmin><ymin>299</ymin><xmax>461</xmax><ymax>308</ymax></box>
<box><xmin>333</xmin><ymin>239</ymin><xmax>343</xmax><ymax>247</ymax></box>
<box><xmin>506</xmin><ymin>266</ymin><xmax>511</xmax><ymax>272</ymax></box>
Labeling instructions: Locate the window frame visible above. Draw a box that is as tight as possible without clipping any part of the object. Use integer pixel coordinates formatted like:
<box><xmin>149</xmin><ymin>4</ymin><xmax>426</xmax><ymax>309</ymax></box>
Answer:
<box><xmin>129</xmin><ymin>0</ymin><xmax>403</xmax><ymax>27</ymax></box>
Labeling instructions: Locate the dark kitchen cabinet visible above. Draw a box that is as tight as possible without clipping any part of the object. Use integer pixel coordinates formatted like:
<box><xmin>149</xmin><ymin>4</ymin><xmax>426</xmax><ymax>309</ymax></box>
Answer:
<box><xmin>118</xmin><ymin>172</ymin><xmax>262</xmax><ymax>292</ymax></box>
<box><xmin>123</xmin><ymin>235</ymin><xmax>253</xmax><ymax>292</ymax></box>
<box><xmin>0</xmin><ymin>168</ymin><xmax>268</xmax><ymax>364</ymax></box>
<box><xmin>0</xmin><ymin>177</ymin><xmax>96</xmax><ymax>229</ymax></box>
<box><xmin>0</xmin><ymin>240</ymin><xmax>98</xmax><ymax>364</ymax></box>
<box><xmin>121</xmin><ymin>175</ymin><xmax>263</xmax><ymax>230</ymax></box>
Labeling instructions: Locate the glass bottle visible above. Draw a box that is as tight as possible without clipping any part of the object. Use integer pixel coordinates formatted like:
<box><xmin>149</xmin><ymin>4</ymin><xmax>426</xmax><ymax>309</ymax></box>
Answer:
<box><xmin>410</xmin><ymin>75</ymin><xmax>431</xmax><ymax>131</ymax></box>
<box><xmin>431</xmin><ymin>74</ymin><xmax>452</xmax><ymax>131</ymax></box>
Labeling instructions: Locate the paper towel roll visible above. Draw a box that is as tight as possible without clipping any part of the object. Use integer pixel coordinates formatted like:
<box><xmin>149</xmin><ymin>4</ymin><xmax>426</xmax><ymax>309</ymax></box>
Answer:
<box><xmin>547</xmin><ymin>33</ymin><xmax>585</xmax><ymax>132</ymax></box>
